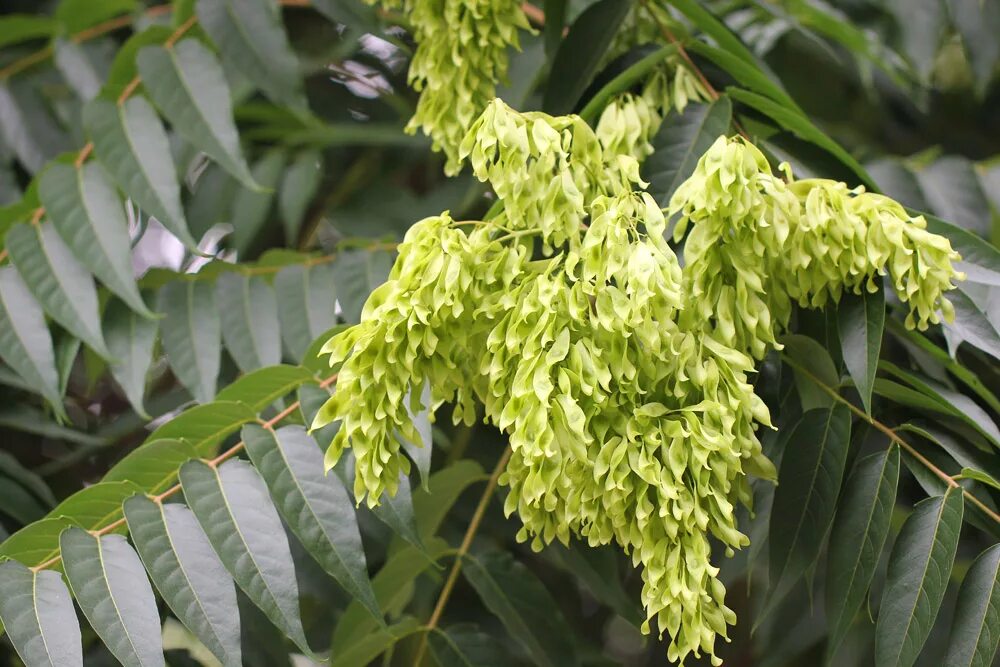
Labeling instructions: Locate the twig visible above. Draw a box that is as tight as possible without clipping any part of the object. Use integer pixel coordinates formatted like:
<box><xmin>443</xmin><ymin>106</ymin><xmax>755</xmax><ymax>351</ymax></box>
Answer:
<box><xmin>783</xmin><ymin>356</ymin><xmax>1000</xmax><ymax>526</ymax></box>
<box><xmin>29</xmin><ymin>373</ymin><xmax>338</xmax><ymax>573</ymax></box>
<box><xmin>413</xmin><ymin>445</ymin><xmax>513</xmax><ymax>665</ymax></box>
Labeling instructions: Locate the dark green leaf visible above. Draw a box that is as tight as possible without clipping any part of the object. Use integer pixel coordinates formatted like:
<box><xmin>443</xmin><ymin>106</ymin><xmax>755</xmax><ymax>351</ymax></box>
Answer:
<box><xmin>0</xmin><ymin>560</ymin><xmax>82</xmax><ymax>667</ymax></box>
<box><xmin>944</xmin><ymin>289</ymin><xmax>1000</xmax><ymax>361</ymax></box>
<box><xmin>216</xmin><ymin>273</ymin><xmax>281</xmax><ymax>372</ymax></box>
<box><xmin>242</xmin><ymin>424</ymin><xmax>380</xmax><ymax>621</ymax></box>
<box><xmin>943</xmin><ymin>543</ymin><xmax>1000</xmax><ymax>667</ymax></box>
<box><xmin>666</xmin><ymin>0</ymin><xmax>763</xmax><ymax>70</ymax></box>
<box><xmin>53</xmin><ymin>39</ymin><xmax>104</xmax><ymax>101</ymax></box>
<box><xmin>46</xmin><ymin>481</ymin><xmax>142</xmax><ymax>533</ymax></box>
<box><xmin>915</xmin><ymin>157</ymin><xmax>992</xmax><ymax>238</ymax></box>
<box><xmin>768</xmin><ymin>404</ymin><xmax>851</xmax><ymax>597</ymax></box>
<box><xmin>214</xmin><ymin>364</ymin><xmax>314</xmax><ymax>412</ymax></box>
<box><xmin>884</xmin><ymin>0</ymin><xmax>947</xmax><ymax>83</ymax></box>
<box><xmin>542</xmin><ymin>0</ymin><xmax>633</xmax><ymax>114</ymax></box>
<box><xmin>838</xmin><ymin>284</ymin><xmax>884</xmax><ymax>413</ymax></box>
<box><xmin>0</xmin><ymin>267</ymin><xmax>63</xmax><ymax>411</ymax></box>
<box><xmin>279</xmin><ymin>150</ymin><xmax>322</xmax><ymax>245</ymax></box>
<box><xmin>137</xmin><ymin>39</ymin><xmax>256</xmax><ymax>188</ymax></box>
<box><xmin>462</xmin><ymin>551</ymin><xmax>579</xmax><ymax>667</ymax></box>
<box><xmin>179</xmin><ymin>459</ymin><xmax>315</xmax><ymax>658</ymax></box>
<box><xmin>330</xmin><ymin>617</ymin><xmax>420</xmax><ymax>667</ymax></box>
<box><xmin>84</xmin><ymin>96</ymin><xmax>197</xmax><ymax>250</ymax></box>
<box><xmin>0</xmin><ymin>518</ymin><xmax>76</xmax><ymax>568</ymax></box>
<box><xmin>0</xmin><ymin>450</ymin><xmax>56</xmax><ymax>506</ymax></box>
<box><xmin>332</xmin><ymin>248</ymin><xmax>393</xmax><ymax>324</ymax></box>
<box><xmin>0</xmin><ymin>476</ymin><xmax>47</xmax><ymax>524</ymax></box>
<box><xmin>331</xmin><ymin>538</ymin><xmax>449</xmax><ymax>654</ymax></box>
<box><xmin>159</xmin><ymin>281</ymin><xmax>221</xmax><ymax>403</ymax></box>
<box><xmin>399</xmin><ymin>382</ymin><xmax>433</xmax><ymax>491</ymax></box>
<box><xmin>413</xmin><ymin>459</ymin><xmax>486</xmax><ymax>539</ymax></box>
<box><xmin>6</xmin><ymin>222</ymin><xmax>109</xmax><ymax>356</ymax></box>
<box><xmin>727</xmin><ymin>87</ymin><xmax>875</xmax><ymax>189</ymax></box>
<box><xmin>949</xmin><ymin>0</ymin><xmax>1000</xmax><ymax>96</ymax></box>
<box><xmin>196</xmin><ymin>0</ymin><xmax>304</xmax><ymax>108</ymax></box>
<box><xmin>146</xmin><ymin>401</ymin><xmax>256</xmax><ymax>456</ymax></box>
<box><xmin>0</xmin><ymin>15</ymin><xmax>56</xmax><ymax>49</ymax></box>
<box><xmin>643</xmin><ymin>96</ymin><xmax>733</xmax><ymax>207</ymax></box>
<box><xmin>0</xmin><ymin>83</ymin><xmax>70</xmax><ymax>174</ymax></box>
<box><xmin>231</xmin><ymin>150</ymin><xmax>286</xmax><ymax>256</ymax></box>
<box><xmin>781</xmin><ymin>334</ymin><xmax>840</xmax><ymax>411</ymax></box>
<box><xmin>876</xmin><ymin>488</ymin><xmax>964</xmax><ymax>667</ymax></box>
<box><xmin>61</xmin><ymin>528</ymin><xmax>164</xmax><ymax>667</ymax></box>
<box><xmin>55</xmin><ymin>0</ymin><xmax>135</xmax><ymax>35</ymax></box>
<box><xmin>124</xmin><ymin>496</ymin><xmax>241</xmax><ymax>667</ymax></box>
<box><xmin>825</xmin><ymin>446</ymin><xmax>900</xmax><ymax>657</ymax></box>
<box><xmin>922</xmin><ymin>211</ymin><xmax>1000</xmax><ymax>287</ymax></box>
<box><xmin>274</xmin><ymin>262</ymin><xmax>338</xmax><ymax>361</ymax></box>
<box><xmin>39</xmin><ymin>162</ymin><xmax>153</xmax><ymax>317</ymax></box>
<box><xmin>104</xmin><ymin>297</ymin><xmax>158</xmax><ymax>417</ymax></box>
<box><xmin>428</xmin><ymin>624</ymin><xmax>512</xmax><ymax>667</ymax></box>
<box><xmin>104</xmin><ymin>439</ymin><xmax>198</xmax><ymax>494</ymax></box>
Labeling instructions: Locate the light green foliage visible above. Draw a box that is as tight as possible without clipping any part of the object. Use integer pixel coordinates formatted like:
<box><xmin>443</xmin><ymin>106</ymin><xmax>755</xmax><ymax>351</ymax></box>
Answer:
<box><xmin>315</xmin><ymin>98</ymin><xmax>963</xmax><ymax>664</ymax></box>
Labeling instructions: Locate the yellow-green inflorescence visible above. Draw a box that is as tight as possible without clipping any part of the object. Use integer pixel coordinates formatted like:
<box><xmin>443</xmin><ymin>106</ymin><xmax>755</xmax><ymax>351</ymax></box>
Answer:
<box><xmin>314</xmin><ymin>100</ymin><xmax>962</xmax><ymax>664</ymax></box>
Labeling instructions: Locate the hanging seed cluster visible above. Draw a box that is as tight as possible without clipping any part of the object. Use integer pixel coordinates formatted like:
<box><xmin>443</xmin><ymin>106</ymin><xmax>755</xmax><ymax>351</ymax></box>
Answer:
<box><xmin>314</xmin><ymin>97</ymin><xmax>962</xmax><ymax>664</ymax></box>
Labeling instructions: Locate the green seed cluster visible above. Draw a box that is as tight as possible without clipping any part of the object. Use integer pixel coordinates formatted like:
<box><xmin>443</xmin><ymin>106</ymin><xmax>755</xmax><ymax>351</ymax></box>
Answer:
<box><xmin>671</xmin><ymin>136</ymin><xmax>963</xmax><ymax>360</ymax></box>
<box><xmin>595</xmin><ymin>62</ymin><xmax>710</xmax><ymax>165</ymax></box>
<box><xmin>315</xmin><ymin>103</ymin><xmax>961</xmax><ymax>664</ymax></box>
<box><xmin>367</xmin><ymin>0</ymin><xmax>529</xmax><ymax>174</ymax></box>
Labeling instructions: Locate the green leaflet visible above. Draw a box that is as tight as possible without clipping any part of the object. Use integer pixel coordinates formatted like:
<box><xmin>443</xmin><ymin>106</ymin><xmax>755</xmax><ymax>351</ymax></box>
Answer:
<box><xmin>0</xmin><ymin>560</ymin><xmax>82</xmax><ymax>667</ymax></box>
<box><xmin>837</xmin><ymin>282</ymin><xmax>884</xmax><ymax>414</ymax></box>
<box><xmin>231</xmin><ymin>150</ymin><xmax>286</xmax><ymax>256</ymax></box>
<box><xmin>104</xmin><ymin>297</ymin><xmax>158</xmax><ymax>417</ymax></box>
<box><xmin>0</xmin><ymin>518</ymin><xmax>76</xmax><ymax>568</ymax></box>
<box><xmin>428</xmin><ymin>625</ymin><xmax>512</xmax><ymax>667</ymax></box>
<box><xmin>943</xmin><ymin>543</ymin><xmax>1000</xmax><ymax>667</ymax></box>
<box><xmin>61</xmin><ymin>529</ymin><xmax>164</xmax><ymax>667</ymax></box>
<box><xmin>335</xmin><ymin>452</ymin><xmax>424</xmax><ymax>552</ymax></box>
<box><xmin>274</xmin><ymin>262</ymin><xmax>338</xmax><ymax>361</ymax></box>
<box><xmin>146</xmin><ymin>401</ymin><xmax>256</xmax><ymax>456</ymax></box>
<box><xmin>104</xmin><ymin>439</ymin><xmax>198</xmax><ymax>495</ymax></box>
<box><xmin>331</xmin><ymin>537</ymin><xmax>450</xmax><ymax>655</ymax></box>
<box><xmin>0</xmin><ymin>267</ymin><xmax>62</xmax><ymax>412</ymax></box>
<box><xmin>329</xmin><ymin>617</ymin><xmax>421</xmax><ymax>667</ymax></box>
<box><xmin>0</xmin><ymin>82</ymin><xmax>71</xmax><ymax>174</ymax></box>
<box><xmin>5</xmin><ymin>221</ymin><xmax>109</xmax><ymax>357</ymax></box>
<box><xmin>216</xmin><ymin>273</ymin><xmax>281</xmax><ymax>372</ymax></box>
<box><xmin>38</xmin><ymin>162</ymin><xmax>153</xmax><ymax>318</ymax></box>
<box><xmin>137</xmin><ymin>39</ymin><xmax>256</xmax><ymax>188</ymax></box>
<box><xmin>399</xmin><ymin>382</ymin><xmax>433</xmax><ymax>491</ymax></box>
<box><xmin>214</xmin><ymin>364</ymin><xmax>315</xmax><ymax>412</ymax></box>
<box><xmin>825</xmin><ymin>446</ymin><xmax>900</xmax><ymax>657</ymax></box>
<box><xmin>643</xmin><ymin>97</ymin><xmax>733</xmax><ymax>207</ymax></box>
<box><xmin>158</xmin><ymin>281</ymin><xmax>221</xmax><ymax>404</ymax></box>
<box><xmin>331</xmin><ymin>248</ymin><xmax>393</xmax><ymax>324</ymax></box>
<box><xmin>195</xmin><ymin>0</ymin><xmax>304</xmax><ymax>108</ymax></box>
<box><xmin>52</xmin><ymin>39</ymin><xmax>103</xmax><ymax>102</ymax></box>
<box><xmin>0</xmin><ymin>14</ymin><xmax>55</xmax><ymax>49</ymax></box>
<box><xmin>55</xmin><ymin>0</ymin><xmax>135</xmax><ymax>35</ymax></box>
<box><xmin>179</xmin><ymin>459</ymin><xmax>315</xmax><ymax>659</ymax></box>
<box><xmin>124</xmin><ymin>496</ymin><xmax>241</xmax><ymax>667</ymax></box>
<box><xmin>279</xmin><ymin>150</ymin><xmax>322</xmax><ymax>245</ymax></box>
<box><xmin>462</xmin><ymin>551</ymin><xmax>579</xmax><ymax>667</ymax></box>
<box><xmin>542</xmin><ymin>0</ymin><xmax>633</xmax><ymax>114</ymax></box>
<box><xmin>83</xmin><ymin>95</ymin><xmax>197</xmax><ymax>250</ymax></box>
<box><xmin>46</xmin><ymin>481</ymin><xmax>143</xmax><ymax>535</ymax></box>
<box><xmin>876</xmin><ymin>488</ymin><xmax>964</xmax><ymax>667</ymax></box>
<box><xmin>767</xmin><ymin>404</ymin><xmax>851</xmax><ymax>603</ymax></box>
<box><xmin>242</xmin><ymin>424</ymin><xmax>381</xmax><ymax>621</ymax></box>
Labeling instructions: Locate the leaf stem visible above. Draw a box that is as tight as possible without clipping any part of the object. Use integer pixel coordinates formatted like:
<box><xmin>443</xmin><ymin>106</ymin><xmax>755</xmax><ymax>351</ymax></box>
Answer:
<box><xmin>28</xmin><ymin>373</ymin><xmax>338</xmax><ymax>573</ymax></box>
<box><xmin>782</xmin><ymin>355</ymin><xmax>1000</xmax><ymax>526</ymax></box>
<box><xmin>412</xmin><ymin>445</ymin><xmax>513</xmax><ymax>665</ymax></box>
